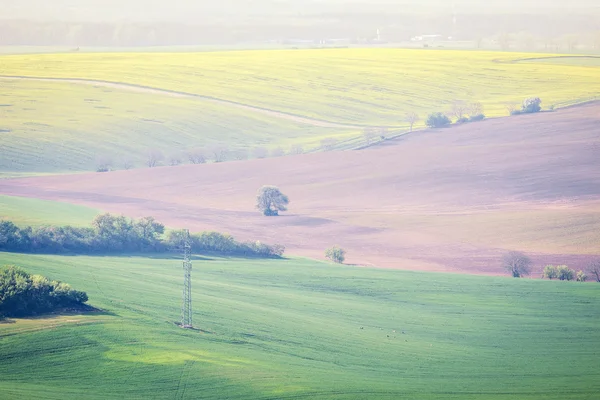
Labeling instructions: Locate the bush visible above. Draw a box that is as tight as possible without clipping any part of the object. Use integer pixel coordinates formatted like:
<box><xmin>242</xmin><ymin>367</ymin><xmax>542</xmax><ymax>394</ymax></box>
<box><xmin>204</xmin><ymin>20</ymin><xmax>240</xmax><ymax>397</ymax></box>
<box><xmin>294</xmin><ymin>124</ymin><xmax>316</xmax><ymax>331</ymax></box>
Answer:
<box><xmin>522</xmin><ymin>97</ymin><xmax>542</xmax><ymax>114</ymax></box>
<box><xmin>510</xmin><ymin>110</ymin><xmax>523</xmax><ymax>116</ymax></box>
<box><xmin>543</xmin><ymin>265</ymin><xmax>558</xmax><ymax>280</ymax></box>
<box><xmin>0</xmin><ymin>266</ymin><xmax>88</xmax><ymax>317</ymax></box>
<box><xmin>469</xmin><ymin>114</ymin><xmax>486</xmax><ymax>122</ymax></box>
<box><xmin>426</xmin><ymin>112</ymin><xmax>451</xmax><ymax>128</ymax></box>
<box><xmin>325</xmin><ymin>246</ymin><xmax>346</xmax><ymax>264</ymax></box>
<box><xmin>556</xmin><ymin>265</ymin><xmax>575</xmax><ymax>281</ymax></box>
<box><xmin>576</xmin><ymin>270</ymin><xmax>587</xmax><ymax>282</ymax></box>
<box><xmin>456</xmin><ymin>116</ymin><xmax>469</xmax><ymax>124</ymax></box>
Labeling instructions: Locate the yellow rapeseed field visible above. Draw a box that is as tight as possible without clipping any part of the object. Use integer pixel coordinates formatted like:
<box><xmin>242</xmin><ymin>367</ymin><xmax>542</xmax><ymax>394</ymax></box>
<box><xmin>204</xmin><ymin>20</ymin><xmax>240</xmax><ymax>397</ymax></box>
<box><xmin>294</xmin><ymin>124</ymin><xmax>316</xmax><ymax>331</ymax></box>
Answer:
<box><xmin>2</xmin><ymin>49</ymin><xmax>599</xmax><ymax>125</ymax></box>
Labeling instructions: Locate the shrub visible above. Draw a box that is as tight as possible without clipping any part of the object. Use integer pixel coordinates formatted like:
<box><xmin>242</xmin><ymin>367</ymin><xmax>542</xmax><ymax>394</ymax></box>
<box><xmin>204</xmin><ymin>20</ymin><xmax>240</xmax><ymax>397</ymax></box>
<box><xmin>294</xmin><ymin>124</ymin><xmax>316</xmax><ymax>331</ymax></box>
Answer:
<box><xmin>456</xmin><ymin>116</ymin><xmax>469</xmax><ymax>124</ymax></box>
<box><xmin>576</xmin><ymin>270</ymin><xmax>587</xmax><ymax>282</ymax></box>
<box><xmin>543</xmin><ymin>265</ymin><xmax>558</xmax><ymax>280</ymax></box>
<box><xmin>426</xmin><ymin>112</ymin><xmax>451</xmax><ymax>128</ymax></box>
<box><xmin>510</xmin><ymin>110</ymin><xmax>523</xmax><ymax>116</ymax></box>
<box><xmin>522</xmin><ymin>97</ymin><xmax>542</xmax><ymax>113</ymax></box>
<box><xmin>469</xmin><ymin>114</ymin><xmax>486</xmax><ymax>122</ymax></box>
<box><xmin>502</xmin><ymin>251</ymin><xmax>532</xmax><ymax>278</ymax></box>
<box><xmin>325</xmin><ymin>246</ymin><xmax>346</xmax><ymax>264</ymax></box>
<box><xmin>557</xmin><ymin>265</ymin><xmax>575</xmax><ymax>281</ymax></box>
<box><xmin>0</xmin><ymin>266</ymin><xmax>88</xmax><ymax>317</ymax></box>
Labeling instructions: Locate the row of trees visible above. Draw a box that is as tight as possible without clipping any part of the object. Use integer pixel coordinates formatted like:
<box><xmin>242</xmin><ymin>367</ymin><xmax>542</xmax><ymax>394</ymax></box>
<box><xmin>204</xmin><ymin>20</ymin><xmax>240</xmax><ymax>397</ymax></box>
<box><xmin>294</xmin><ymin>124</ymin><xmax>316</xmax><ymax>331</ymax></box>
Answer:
<box><xmin>0</xmin><ymin>214</ymin><xmax>284</xmax><ymax>258</ymax></box>
<box><xmin>503</xmin><ymin>251</ymin><xmax>599</xmax><ymax>282</ymax></box>
<box><xmin>96</xmin><ymin>143</ymin><xmax>314</xmax><ymax>172</ymax></box>
<box><xmin>0</xmin><ymin>266</ymin><xmax>88</xmax><ymax>318</ymax></box>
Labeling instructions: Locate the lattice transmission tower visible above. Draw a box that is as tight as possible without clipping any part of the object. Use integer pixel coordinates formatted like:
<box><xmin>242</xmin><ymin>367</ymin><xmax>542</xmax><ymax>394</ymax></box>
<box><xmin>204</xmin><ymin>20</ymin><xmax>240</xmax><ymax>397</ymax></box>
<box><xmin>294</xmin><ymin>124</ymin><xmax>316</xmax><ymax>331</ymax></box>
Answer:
<box><xmin>181</xmin><ymin>229</ymin><xmax>193</xmax><ymax>328</ymax></box>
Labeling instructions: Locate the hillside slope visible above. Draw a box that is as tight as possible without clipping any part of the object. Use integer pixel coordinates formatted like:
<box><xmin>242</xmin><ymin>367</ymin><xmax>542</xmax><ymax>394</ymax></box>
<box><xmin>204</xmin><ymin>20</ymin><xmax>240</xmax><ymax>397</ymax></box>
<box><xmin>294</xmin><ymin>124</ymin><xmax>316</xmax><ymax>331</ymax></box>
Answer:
<box><xmin>2</xmin><ymin>104</ymin><xmax>599</xmax><ymax>273</ymax></box>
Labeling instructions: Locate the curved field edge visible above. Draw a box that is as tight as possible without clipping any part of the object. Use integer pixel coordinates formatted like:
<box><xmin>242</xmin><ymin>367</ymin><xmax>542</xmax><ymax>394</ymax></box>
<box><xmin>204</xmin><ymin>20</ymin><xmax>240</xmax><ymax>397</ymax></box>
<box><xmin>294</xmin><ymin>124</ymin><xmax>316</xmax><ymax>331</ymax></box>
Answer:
<box><xmin>0</xmin><ymin>195</ymin><xmax>100</xmax><ymax>226</ymax></box>
<box><xmin>0</xmin><ymin>78</ymin><xmax>356</xmax><ymax>175</ymax></box>
<box><xmin>1</xmin><ymin>49</ymin><xmax>600</xmax><ymax>125</ymax></box>
<box><xmin>0</xmin><ymin>252</ymin><xmax>599</xmax><ymax>399</ymax></box>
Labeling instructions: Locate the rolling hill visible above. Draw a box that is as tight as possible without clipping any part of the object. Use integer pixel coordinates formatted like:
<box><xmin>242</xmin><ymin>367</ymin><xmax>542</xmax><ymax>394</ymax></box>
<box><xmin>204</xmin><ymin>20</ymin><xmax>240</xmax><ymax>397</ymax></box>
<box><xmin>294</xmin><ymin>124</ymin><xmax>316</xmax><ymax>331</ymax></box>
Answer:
<box><xmin>2</xmin><ymin>103</ymin><xmax>599</xmax><ymax>274</ymax></box>
<box><xmin>1</xmin><ymin>49</ymin><xmax>599</xmax><ymax>176</ymax></box>
<box><xmin>1</xmin><ymin>252</ymin><xmax>599</xmax><ymax>399</ymax></box>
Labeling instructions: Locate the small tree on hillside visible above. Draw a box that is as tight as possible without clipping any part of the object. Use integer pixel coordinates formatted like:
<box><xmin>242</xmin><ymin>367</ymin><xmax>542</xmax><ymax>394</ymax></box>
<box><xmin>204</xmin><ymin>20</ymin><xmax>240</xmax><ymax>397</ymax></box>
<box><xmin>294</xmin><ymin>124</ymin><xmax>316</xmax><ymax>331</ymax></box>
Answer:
<box><xmin>587</xmin><ymin>260</ymin><xmax>600</xmax><ymax>282</ymax></box>
<box><xmin>405</xmin><ymin>112</ymin><xmax>420</xmax><ymax>132</ymax></box>
<box><xmin>426</xmin><ymin>112</ymin><xmax>451</xmax><ymax>128</ymax></box>
<box><xmin>168</xmin><ymin>152</ymin><xmax>184</xmax><ymax>166</ymax></box>
<box><xmin>187</xmin><ymin>148</ymin><xmax>207</xmax><ymax>164</ymax></box>
<box><xmin>256</xmin><ymin>186</ymin><xmax>289</xmax><ymax>216</ymax></box>
<box><xmin>543</xmin><ymin>265</ymin><xmax>558</xmax><ymax>280</ymax></box>
<box><xmin>576</xmin><ymin>270</ymin><xmax>587</xmax><ymax>282</ymax></box>
<box><xmin>95</xmin><ymin>155</ymin><xmax>113</xmax><ymax>172</ymax></box>
<box><xmin>146</xmin><ymin>149</ymin><xmax>164</xmax><ymax>168</ymax></box>
<box><xmin>450</xmin><ymin>100</ymin><xmax>469</xmax><ymax>121</ymax></box>
<box><xmin>522</xmin><ymin>97</ymin><xmax>542</xmax><ymax>114</ymax></box>
<box><xmin>502</xmin><ymin>251</ymin><xmax>532</xmax><ymax>278</ymax></box>
<box><xmin>556</xmin><ymin>265</ymin><xmax>575</xmax><ymax>281</ymax></box>
<box><xmin>469</xmin><ymin>102</ymin><xmax>484</xmax><ymax>117</ymax></box>
<box><xmin>325</xmin><ymin>246</ymin><xmax>346</xmax><ymax>264</ymax></box>
<box><xmin>210</xmin><ymin>145</ymin><xmax>229</xmax><ymax>163</ymax></box>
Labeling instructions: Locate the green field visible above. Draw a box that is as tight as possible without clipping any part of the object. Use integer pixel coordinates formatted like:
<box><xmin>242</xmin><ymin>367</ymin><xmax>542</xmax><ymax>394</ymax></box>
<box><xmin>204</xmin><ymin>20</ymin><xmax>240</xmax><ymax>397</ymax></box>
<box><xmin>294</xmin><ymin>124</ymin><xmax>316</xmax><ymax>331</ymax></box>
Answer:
<box><xmin>0</xmin><ymin>79</ymin><xmax>351</xmax><ymax>175</ymax></box>
<box><xmin>0</xmin><ymin>195</ymin><xmax>100</xmax><ymax>226</ymax></box>
<box><xmin>1</xmin><ymin>252</ymin><xmax>599</xmax><ymax>399</ymax></box>
<box><xmin>2</xmin><ymin>49</ymin><xmax>600</xmax><ymax>175</ymax></box>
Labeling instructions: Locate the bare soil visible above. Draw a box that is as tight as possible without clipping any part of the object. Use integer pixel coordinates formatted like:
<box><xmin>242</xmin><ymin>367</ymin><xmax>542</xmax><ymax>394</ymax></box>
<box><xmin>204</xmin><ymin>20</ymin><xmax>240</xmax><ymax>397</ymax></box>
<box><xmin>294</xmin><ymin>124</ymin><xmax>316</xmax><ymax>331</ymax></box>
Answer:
<box><xmin>2</xmin><ymin>104</ymin><xmax>599</xmax><ymax>275</ymax></box>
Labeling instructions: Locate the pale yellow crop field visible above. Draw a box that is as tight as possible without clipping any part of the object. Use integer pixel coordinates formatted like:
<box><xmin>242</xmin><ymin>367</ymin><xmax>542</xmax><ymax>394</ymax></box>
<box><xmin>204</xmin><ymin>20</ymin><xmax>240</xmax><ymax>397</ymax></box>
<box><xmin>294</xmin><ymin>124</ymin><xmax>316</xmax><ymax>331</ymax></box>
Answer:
<box><xmin>2</xmin><ymin>49</ymin><xmax>599</xmax><ymax>125</ymax></box>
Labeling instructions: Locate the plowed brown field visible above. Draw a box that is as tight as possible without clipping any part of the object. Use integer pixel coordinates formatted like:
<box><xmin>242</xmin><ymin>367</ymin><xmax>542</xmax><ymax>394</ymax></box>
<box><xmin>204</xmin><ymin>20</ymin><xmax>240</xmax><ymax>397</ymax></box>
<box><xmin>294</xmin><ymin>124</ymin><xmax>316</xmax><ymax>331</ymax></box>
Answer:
<box><xmin>2</xmin><ymin>104</ymin><xmax>600</xmax><ymax>275</ymax></box>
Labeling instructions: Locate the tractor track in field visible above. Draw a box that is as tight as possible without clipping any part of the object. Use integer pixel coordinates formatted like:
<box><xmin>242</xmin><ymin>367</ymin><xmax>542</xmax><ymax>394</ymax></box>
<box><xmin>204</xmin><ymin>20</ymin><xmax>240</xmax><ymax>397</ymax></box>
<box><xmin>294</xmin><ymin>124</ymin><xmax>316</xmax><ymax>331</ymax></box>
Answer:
<box><xmin>0</xmin><ymin>75</ymin><xmax>369</xmax><ymax>129</ymax></box>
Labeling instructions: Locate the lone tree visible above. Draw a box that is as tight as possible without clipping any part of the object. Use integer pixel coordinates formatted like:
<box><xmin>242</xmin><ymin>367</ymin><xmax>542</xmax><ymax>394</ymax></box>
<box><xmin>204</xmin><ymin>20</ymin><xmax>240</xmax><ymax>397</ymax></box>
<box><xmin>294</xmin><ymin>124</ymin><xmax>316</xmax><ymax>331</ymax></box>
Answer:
<box><xmin>405</xmin><ymin>112</ymin><xmax>420</xmax><ymax>132</ymax></box>
<box><xmin>146</xmin><ymin>149</ymin><xmax>164</xmax><ymax>167</ymax></box>
<box><xmin>426</xmin><ymin>112</ymin><xmax>451</xmax><ymax>128</ymax></box>
<box><xmin>588</xmin><ymin>260</ymin><xmax>600</xmax><ymax>282</ymax></box>
<box><xmin>325</xmin><ymin>246</ymin><xmax>346</xmax><ymax>264</ymax></box>
<box><xmin>502</xmin><ymin>251</ymin><xmax>532</xmax><ymax>278</ymax></box>
<box><xmin>522</xmin><ymin>97</ymin><xmax>542</xmax><ymax>113</ymax></box>
<box><xmin>256</xmin><ymin>186</ymin><xmax>289</xmax><ymax>216</ymax></box>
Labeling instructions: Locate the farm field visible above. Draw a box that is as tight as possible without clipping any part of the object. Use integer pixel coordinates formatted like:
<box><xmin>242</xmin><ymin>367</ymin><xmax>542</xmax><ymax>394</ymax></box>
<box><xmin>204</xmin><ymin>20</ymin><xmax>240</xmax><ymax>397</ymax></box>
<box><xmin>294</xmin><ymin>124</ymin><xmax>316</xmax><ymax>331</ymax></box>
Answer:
<box><xmin>1</xmin><ymin>252</ymin><xmax>599</xmax><ymax>399</ymax></box>
<box><xmin>2</xmin><ymin>103</ymin><xmax>599</xmax><ymax>274</ymax></box>
<box><xmin>0</xmin><ymin>195</ymin><xmax>99</xmax><ymax>226</ymax></box>
<box><xmin>0</xmin><ymin>78</ymin><xmax>351</xmax><ymax>176</ymax></box>
<box><xmin>1</xmin><ymin>49</ymin><xmax>600</xmax><ymax>126</ymax></box>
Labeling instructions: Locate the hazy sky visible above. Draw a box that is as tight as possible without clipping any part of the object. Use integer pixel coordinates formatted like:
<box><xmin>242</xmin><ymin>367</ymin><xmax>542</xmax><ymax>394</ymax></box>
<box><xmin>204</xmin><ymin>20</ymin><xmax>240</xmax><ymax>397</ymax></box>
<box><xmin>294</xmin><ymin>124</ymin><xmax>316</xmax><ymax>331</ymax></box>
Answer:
<box><xmin>2</xmin><ymin>0</ymin><xmax>599</xmax><ymax>22</ymax></box>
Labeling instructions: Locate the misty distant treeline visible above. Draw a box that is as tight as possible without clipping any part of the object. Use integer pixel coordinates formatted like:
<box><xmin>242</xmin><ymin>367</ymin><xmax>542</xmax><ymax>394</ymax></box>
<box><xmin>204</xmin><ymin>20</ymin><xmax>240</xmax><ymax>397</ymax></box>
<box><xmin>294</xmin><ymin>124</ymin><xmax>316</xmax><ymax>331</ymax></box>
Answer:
<box><xmin>0</xmin><ymin>214</ymin><xmax>284</xmax><ymax>258</ymax></box>
<box><xmin>2</xmin><ymin>12</ymin><xmax>600</xmax><ymax>46</ymax></box>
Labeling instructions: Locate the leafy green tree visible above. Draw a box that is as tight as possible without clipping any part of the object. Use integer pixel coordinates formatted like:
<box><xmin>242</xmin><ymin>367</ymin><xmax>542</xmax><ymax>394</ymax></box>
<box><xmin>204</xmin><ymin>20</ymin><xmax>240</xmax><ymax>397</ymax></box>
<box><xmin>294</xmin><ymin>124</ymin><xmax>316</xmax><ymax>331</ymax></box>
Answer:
<box><xmin>502</xmin><ymin>251</ymin><xmax>532</xmax><ymax>278</ymax></box>
<box><xmin>325</xmin><ymin>246</ymin><xmax>346</xmax><ymax>264</ymax></box>
<box><xmin>543</xmin><ymin>265</ymin><xmax>558</xmax><ymax>280</ymax></box>
<box><xmin>256</xmin><ymin>186</ymin><xmax>289</xmax><ymax>216</ymax></box>
<box><xmin>557</xmin><ymin>265</ymin><xmax>575</xmax><ymax>281</ymax></box>
<box><xmin>522</xmin><ymin>97</ymin><xmax>542</xmax><ymax>113</ymax></box>
<box><xmin>425</xmin><ymin>112</ymin><xmax>451</xmax><ymax>128</ymax></box>
<box><xmin>576</xmin><ymin>270</ymin><xmax>587</xmax><ymax>282</ymax></box>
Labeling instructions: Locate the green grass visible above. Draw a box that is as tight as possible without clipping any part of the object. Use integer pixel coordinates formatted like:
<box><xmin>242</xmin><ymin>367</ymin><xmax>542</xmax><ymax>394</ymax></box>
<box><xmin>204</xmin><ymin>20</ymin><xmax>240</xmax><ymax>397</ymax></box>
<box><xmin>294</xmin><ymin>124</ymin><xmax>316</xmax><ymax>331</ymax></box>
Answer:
<box><xmin>1</xmin><ymin>252</ymin><xmax>599</xmax><ymax>399</ymax></box>
<box><xmin>0</xmin><ymin>195</ymin><xmax>100</xmax><ymax>226</ymax></box>
<box><xmin>0</xmin><ymin>78</ymin><xmax>351</xmax><ymax>175</ymax></box>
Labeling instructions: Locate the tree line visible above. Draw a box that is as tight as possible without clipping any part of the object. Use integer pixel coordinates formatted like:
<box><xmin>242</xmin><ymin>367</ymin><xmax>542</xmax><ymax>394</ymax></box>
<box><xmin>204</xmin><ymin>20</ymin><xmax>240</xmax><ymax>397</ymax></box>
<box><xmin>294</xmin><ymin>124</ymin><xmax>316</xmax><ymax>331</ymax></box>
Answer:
<box><xmin>503</xmin><ymin>251</ymin><xmax>599</xmax><ymax>282</ymax></box>
<box><xmin>0</xmin><ymin>214</ymin><xmax>284</xmax><ymax>258</ymax></box>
